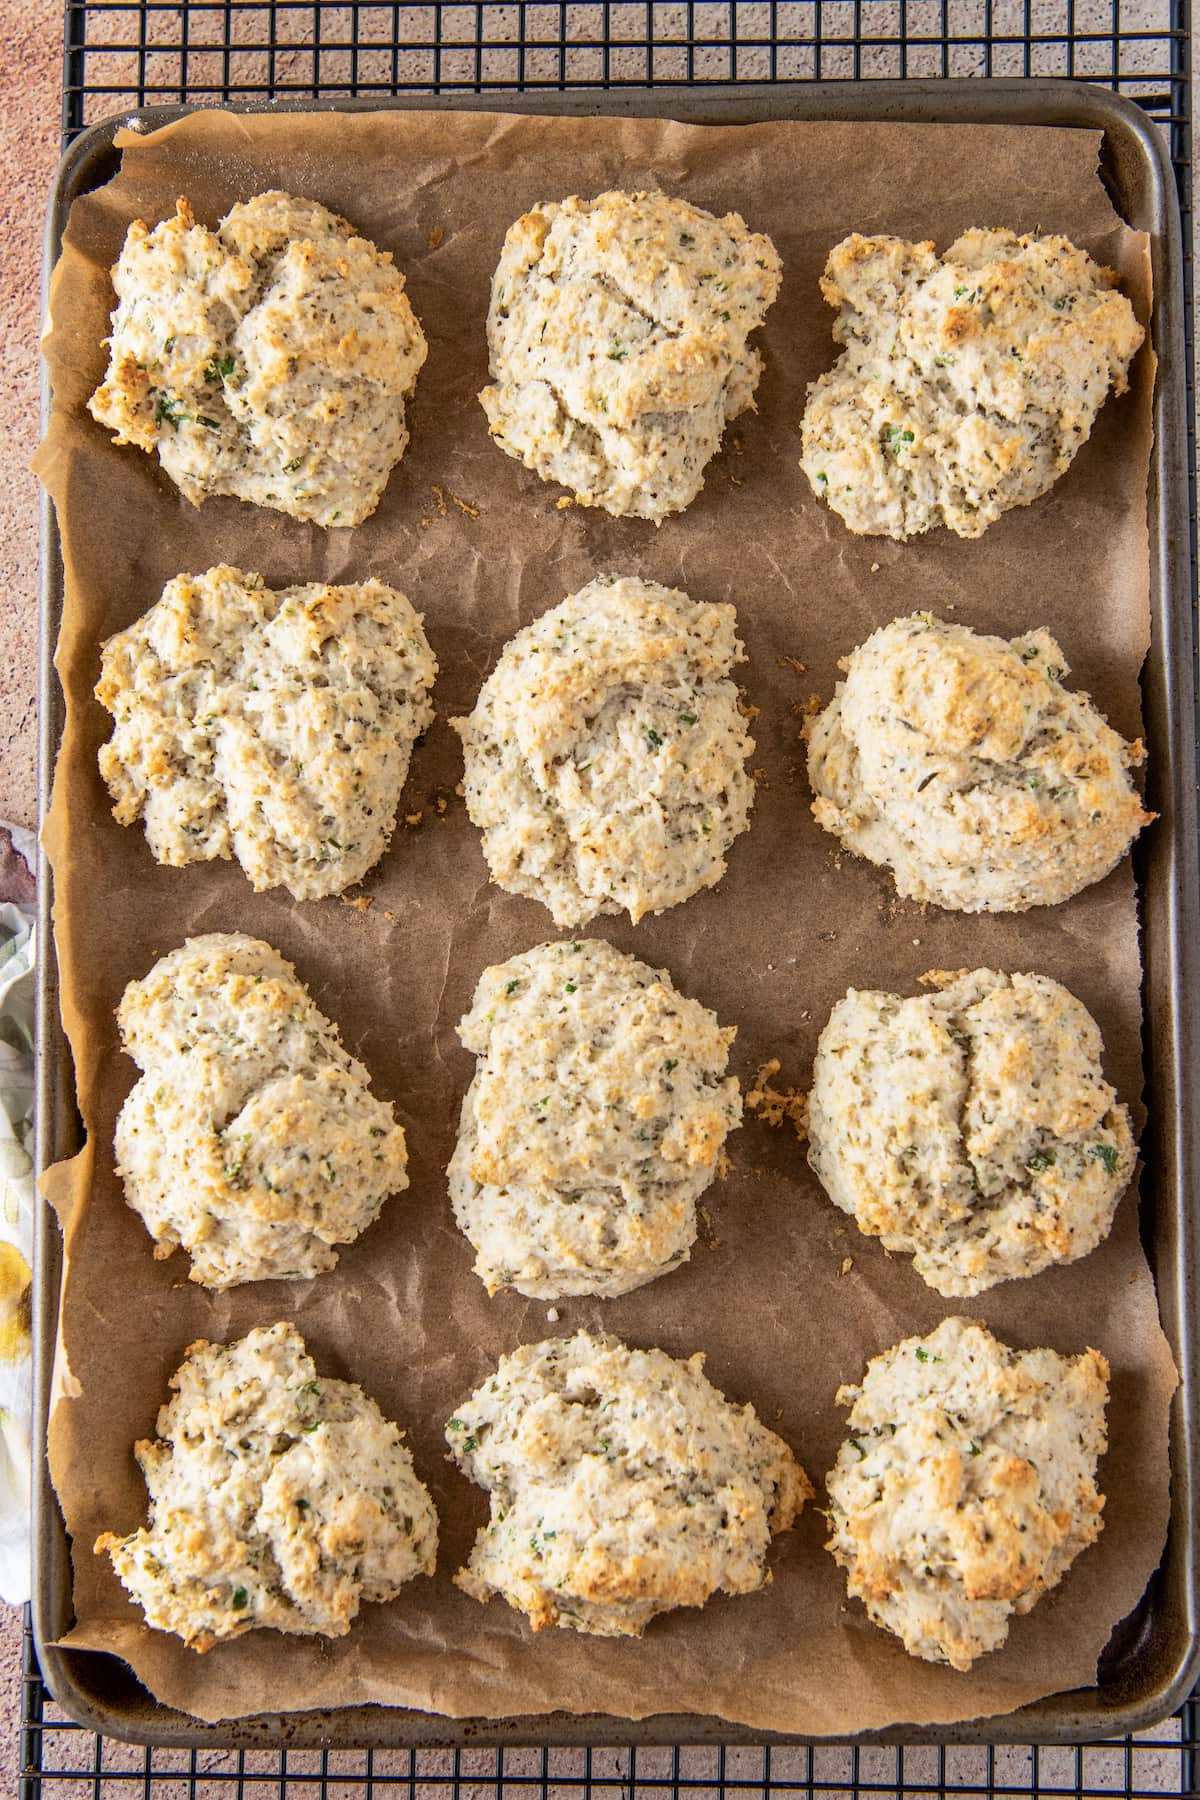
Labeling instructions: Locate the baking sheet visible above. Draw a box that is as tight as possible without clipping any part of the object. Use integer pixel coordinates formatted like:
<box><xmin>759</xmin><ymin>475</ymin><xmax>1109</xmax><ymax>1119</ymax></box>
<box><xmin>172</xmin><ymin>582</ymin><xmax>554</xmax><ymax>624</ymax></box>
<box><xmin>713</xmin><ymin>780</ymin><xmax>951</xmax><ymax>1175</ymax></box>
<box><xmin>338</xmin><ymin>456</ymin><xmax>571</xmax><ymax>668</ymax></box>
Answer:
<box><xmin>33</xmin><ymin>107</ymin><xmax>1174</xmax><ymax>1735</ymax></box>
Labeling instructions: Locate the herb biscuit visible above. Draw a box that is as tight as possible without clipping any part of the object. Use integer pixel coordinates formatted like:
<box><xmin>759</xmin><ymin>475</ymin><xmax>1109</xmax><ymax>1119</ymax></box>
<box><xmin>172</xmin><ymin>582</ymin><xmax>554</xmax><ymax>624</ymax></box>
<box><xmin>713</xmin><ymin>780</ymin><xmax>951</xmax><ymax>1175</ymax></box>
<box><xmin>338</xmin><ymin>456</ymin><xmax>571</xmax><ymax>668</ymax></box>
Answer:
<box><xmin>448</xmin><ymin>939</ymin><xmax>741</xmax><ymax>1299</ymax></box>
<box><xmin>452</xmin><ymin>575</ymin><xmax>754</xmax><ymax>926</ymax></box>
<box><xmin>115</xmin><ymin>933</ymin><xmax>409</xmax><ymax>1288</ymax></box>
<box><xmin>826</xmin><ymin>1317</ymin><xmax>1109</xmax><ymax>1669</ymax></box>
<box><xmin>480</xmin><ymin>190</ymin><xmax>781</xmax><ymax>519</ymax></box>
<box><xmin>800</xmin><ymin>229</ymin><xmax>1143</xmax><ymax>539</ymax></box>
<box><xmin>97</xmin><ymin>1323</ymin><xmax>437</xmax><ymax>1650</ymax></box>
<box><xmin>88</xmin><ymin>192</ymin><xmax>427</xmax><ymax>526</ymax></box>
<box><xmin>807</xmin><ymin>613</ymin><xmax>1151</xmax><ymax>911</ymax></box>
<box><xmin>96</xmin><ymin>565</ymin><xmax>437</xmax><ymax>901</ymax></box>
<box><xmin>808</xmin><ymin>969</ymin><xmax>1135</xmax><ymax>1295</ymax></box>
<box><xmin>447</xmin><ymin>1330</ymin><xmax>810</xmax><ymax>1636</ymax></box>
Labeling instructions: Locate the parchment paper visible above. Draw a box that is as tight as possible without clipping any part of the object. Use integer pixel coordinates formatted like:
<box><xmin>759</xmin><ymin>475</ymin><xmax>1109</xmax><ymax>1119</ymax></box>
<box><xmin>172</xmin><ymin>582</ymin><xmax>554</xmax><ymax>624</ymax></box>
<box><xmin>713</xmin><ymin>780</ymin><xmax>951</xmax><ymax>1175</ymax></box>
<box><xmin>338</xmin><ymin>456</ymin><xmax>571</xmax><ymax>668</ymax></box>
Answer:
<box><xmin>35</xmin><ymin>108</ymin><xmax>1176</xmax><ymax>1735</ymax></box>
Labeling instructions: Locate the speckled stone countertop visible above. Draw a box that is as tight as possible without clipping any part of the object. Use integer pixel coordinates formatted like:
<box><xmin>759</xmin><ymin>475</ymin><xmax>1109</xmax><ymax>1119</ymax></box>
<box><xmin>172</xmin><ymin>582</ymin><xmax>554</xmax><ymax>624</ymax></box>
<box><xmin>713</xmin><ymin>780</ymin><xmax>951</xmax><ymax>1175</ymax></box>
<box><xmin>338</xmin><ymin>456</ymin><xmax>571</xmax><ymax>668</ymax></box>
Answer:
<box><xmin>1</xmin><ymin>2</ymin><xmax>64</xmax><ymax>1784</ymax></box>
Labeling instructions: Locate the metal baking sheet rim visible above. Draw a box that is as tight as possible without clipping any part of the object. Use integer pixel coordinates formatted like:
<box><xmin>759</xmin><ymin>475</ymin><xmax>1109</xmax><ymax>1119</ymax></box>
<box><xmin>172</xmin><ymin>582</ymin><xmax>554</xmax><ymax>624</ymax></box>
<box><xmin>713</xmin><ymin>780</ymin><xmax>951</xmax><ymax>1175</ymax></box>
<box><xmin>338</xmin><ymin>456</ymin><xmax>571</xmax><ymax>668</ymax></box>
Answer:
<box><xmin>32</xmin><ymin>78</ymin><xmax>1200</xmax><ymax>1751</ymax></box>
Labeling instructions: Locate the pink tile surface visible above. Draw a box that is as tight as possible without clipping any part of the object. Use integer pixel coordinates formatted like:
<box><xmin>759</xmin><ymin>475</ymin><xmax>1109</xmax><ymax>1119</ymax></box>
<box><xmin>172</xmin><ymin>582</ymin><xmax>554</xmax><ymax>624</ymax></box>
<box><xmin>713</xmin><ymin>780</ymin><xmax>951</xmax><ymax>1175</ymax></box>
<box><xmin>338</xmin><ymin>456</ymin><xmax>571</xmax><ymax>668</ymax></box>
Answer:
<box><xmin>1</xmin><ymin>0</ymin><xmax>65</xmax><ymax>1780</ymax></box>
<box><xmin>1</xmin><ymin>0</ymin><xmax>62</xmax><ymax>837</ymax></box>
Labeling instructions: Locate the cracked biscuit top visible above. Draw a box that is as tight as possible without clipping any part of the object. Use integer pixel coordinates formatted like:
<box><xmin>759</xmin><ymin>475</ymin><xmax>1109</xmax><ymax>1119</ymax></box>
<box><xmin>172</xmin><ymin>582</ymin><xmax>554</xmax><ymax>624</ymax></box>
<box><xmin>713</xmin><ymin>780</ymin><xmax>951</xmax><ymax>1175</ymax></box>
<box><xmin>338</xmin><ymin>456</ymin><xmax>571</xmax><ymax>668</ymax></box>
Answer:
<box><xmin>115</xmin><ymin>933</ymin><xmax>409</xmax><ymax>1288</ymax></box>
<box><xmin>826</xmin><ymin>1317</ymin><xmax>1108</xmax><ymax>1669</ymax></box>
<box><xmin>88</xmin><ymin>192</ymin><xmax>427</xmax><ymax>527</ymax></box>
<box><xmin>479</xmin><ymin>190</ymin><xmax>782</xmax><ymax>519</ymax></box>
<box><xmin>448</xmin><ymin>938</ymin><xmax>742</xmax><ymax>1300</ymax></box>
<box><xmin>447</xmin><ymin>1330</ymin><xmax>810</xmax><ymax>1636</ymax></box>
<box><xmin>97</xmin><ymin>565</ymin><xmax>437</xmax><ymax>901</ymax></box>
<box><xmin>808</xmin><ymin>969</ymin><xmax>1135</xmax><ymax>1296</ymax></box>
<box><xmin>97</xmin><ymin>1323</ymin><xmax>437</xmax><ymax>1650</ymax></box>
<box><xmin>800</xmin><ymin>230</ymin><xmax>1144</xmax><ymax>540</ymax></box>
<box><xmin>807</xmin><ymin>612</ymin><xmax>1151</xmax><ymax>912</ymax></box>
<box><xmin>452</xmin><ymin>575</ymin><xmax>755</xmax><ymax>926</ymax></box>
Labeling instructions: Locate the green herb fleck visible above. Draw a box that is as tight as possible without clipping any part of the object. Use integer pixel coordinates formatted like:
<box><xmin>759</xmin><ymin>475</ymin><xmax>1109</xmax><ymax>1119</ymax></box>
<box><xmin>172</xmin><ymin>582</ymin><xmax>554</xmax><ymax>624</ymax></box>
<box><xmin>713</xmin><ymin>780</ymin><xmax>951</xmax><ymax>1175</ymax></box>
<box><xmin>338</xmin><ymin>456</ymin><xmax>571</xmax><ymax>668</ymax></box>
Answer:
<box><xmin>1090</xmin><ymin>1143</ymin><xmax>1120</xmax><ymax>1174</ymax></box>
<box><xmin>231</xmin><ymin>1587</ymin><xmax>249</xmax><ymax>1611</ymax></box>
<box><xmin>1027</xmin><ymin>1149</ymin><xmax>1056</xmax><ymax>1173</ymax></box>
<box><xmin>154</xmin><ymin>395</ymin><xmax>188</xmax><ymax>429</ymax></box>
<box><xmin>608</xmin><ymin>343</ymin><xmax>628</xmax><ymax>361</ymax></box>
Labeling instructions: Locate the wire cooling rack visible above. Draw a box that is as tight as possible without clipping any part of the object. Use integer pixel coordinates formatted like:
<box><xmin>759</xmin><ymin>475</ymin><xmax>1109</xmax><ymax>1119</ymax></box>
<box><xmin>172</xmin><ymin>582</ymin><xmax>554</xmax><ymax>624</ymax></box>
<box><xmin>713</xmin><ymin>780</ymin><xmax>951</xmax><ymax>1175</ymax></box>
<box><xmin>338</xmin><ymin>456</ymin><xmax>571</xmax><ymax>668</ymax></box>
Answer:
<box><xmin>31</xmin><ymin>1</ymin><xmax>1198</xmax><ymax>1796</ymax></box>
<box><xmin>17</xmin><ymin>1599</ymin><xmax>1200</xmax><ymax>1798</ymax></box>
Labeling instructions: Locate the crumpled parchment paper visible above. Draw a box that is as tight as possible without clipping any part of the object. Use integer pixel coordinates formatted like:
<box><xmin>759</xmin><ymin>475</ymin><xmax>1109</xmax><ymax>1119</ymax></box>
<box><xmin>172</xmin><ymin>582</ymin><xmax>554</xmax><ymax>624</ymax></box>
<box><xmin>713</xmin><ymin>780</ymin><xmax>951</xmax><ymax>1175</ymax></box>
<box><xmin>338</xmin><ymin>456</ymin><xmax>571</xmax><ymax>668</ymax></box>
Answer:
<box><xmin>34</xmin><ymin>106</ymin><xmax>1174</xmax><ymax>1734</ymax></box>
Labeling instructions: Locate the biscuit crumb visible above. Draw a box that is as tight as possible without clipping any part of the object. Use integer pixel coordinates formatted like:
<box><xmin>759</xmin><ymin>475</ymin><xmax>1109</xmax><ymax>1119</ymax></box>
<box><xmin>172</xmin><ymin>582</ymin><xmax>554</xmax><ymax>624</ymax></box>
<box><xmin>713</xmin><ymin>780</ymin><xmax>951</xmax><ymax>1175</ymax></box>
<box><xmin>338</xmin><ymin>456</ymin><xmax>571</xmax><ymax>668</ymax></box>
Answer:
<box><xmin>546</xmin><ymin>1307</ymin><xmax>560</xmax><ymax>1323</ymax></box>
<box><xmin>556</xmin><ymin>495</ymin><xmax>574</xmax><ymax>510</ymax></box>
<box><xmin>745</xmin><ymin>1060</ymin><xmax>809</xmax><ymax>1140</ymax></box>
<box><xmin>839</xmin><ymin>1256</ymin><xmax>853</xmax><ymax>1277</ymax></box>
<box><xmin>697</xmin><ymin>1204</ymin><xmax>721</xmax><ymax>1249</ymax></box>
<box><xmin>341</xmin><ymin>894</ymin><xmax>373</xmax><ymax>914</ymax></box>
<box><xmin>428</xmin><ymin>225</ymin><xmax>444</xmax><ymax>249</ymax></box>
<box><xmin>419</xmin><ymin>486</ymin><xmax>450</xmax><ymax>528</ymax></box>
<box><xmin>776</xmin><ymin>656</ymin><xmax>808</xmax><ymax>676</ymax></box>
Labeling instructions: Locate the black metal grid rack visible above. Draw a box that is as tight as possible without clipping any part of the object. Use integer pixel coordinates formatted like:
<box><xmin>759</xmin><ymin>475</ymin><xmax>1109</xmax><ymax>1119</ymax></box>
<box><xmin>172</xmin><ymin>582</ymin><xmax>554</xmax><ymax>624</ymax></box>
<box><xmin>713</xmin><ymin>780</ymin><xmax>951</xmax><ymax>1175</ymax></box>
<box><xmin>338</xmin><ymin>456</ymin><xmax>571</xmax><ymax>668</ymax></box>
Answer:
<box><xmin>18</xmin><ymin>1604</ymin><xmax>1200</xmax><ymax>1798</ymax></box>
<box><xmin>29</xmin><ymin>1</ymin><xmax>1197</xmax><ymax>1795</ymax></box>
